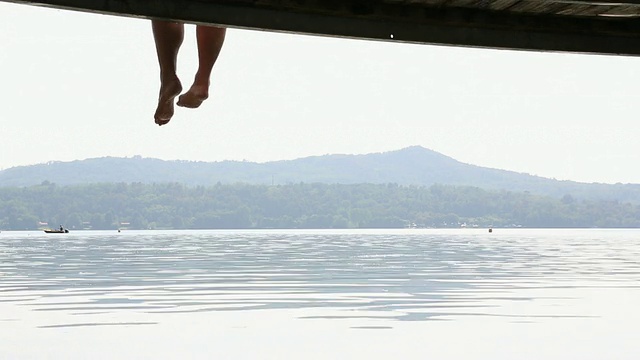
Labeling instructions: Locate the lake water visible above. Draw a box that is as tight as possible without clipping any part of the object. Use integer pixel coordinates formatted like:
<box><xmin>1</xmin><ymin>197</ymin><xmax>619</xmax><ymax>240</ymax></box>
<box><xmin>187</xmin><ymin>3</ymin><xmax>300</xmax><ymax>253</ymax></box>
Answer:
<box><xmin>1</xmin><ymin>229</ymin><xmax>639</xmax><ymax>359</ymax></box>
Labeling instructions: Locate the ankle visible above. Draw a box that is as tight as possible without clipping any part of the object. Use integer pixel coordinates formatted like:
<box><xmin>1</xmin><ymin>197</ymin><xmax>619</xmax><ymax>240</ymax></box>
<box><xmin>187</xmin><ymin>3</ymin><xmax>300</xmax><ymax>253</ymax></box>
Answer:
<box><xmin>160</xmin><ymin>73</ymin><xmax>180</xmax><ymax>85</ymax></box>
<box><xmin>193</xmin><ymin>72</ymin><xmax>211</xmax><ymax>87</ymax></box>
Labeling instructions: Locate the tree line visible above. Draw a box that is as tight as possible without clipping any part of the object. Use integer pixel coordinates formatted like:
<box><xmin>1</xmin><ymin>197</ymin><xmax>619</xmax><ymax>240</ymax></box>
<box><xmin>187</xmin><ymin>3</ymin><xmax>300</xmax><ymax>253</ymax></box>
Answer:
<box><xmin>1</xmin><ymin>182</ymin><xmax>639</xmax><ymax>230</ymax></box>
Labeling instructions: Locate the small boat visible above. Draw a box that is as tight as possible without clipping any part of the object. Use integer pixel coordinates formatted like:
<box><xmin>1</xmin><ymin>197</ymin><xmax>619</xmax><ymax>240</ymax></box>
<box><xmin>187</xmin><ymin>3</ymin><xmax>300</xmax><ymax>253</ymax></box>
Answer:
<box><xmin>44</xmin><ymin>228</ymin><xmax>69</xmax><ymax>233</ymax></box>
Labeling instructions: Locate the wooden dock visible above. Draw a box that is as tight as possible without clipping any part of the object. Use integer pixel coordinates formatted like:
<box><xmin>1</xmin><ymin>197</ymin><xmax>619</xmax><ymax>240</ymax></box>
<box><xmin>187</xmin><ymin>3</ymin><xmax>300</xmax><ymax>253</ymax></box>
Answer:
<box><xmin>5</xmin><ymin>0</ymin><xmax>640</xmax><ymax>56</ymax></box>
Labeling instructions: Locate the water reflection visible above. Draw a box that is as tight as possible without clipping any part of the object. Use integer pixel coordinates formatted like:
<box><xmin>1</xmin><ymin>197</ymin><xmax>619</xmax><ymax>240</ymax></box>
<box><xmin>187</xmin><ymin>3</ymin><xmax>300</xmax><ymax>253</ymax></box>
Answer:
<box><xmin>1</xmin><ymin>229</ymin><xmax>639</xmax><ymax>328</ymax></box>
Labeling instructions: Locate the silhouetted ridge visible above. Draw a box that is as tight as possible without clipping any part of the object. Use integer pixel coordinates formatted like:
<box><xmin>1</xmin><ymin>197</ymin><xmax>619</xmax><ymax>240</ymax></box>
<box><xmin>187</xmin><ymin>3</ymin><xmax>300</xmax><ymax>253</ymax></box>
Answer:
<box><xmin>1</xmin><ymin>147</ymin><xmax>639</xmax><ymax>203</ymax></box>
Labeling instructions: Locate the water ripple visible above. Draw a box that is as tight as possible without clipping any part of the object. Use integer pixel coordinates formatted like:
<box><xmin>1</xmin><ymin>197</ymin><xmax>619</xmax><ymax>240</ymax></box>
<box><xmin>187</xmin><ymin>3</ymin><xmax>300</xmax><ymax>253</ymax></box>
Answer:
<box><xmin>2</xmin><ymin>229</ymin><xmax>639</xmax><ymax>326</ymax></box>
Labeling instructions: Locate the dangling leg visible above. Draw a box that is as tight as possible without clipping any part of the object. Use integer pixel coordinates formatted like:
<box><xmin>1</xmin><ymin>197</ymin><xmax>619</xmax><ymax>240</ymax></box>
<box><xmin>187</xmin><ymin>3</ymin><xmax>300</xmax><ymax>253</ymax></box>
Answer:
<box><xmin>178</xmin><ymin>25</ymin><xmax>226</xmax><ymax>108</ymax></box>
<box><xmin>152</xmin><ymin>20</ymin><xmax>185</xmax><ymax>125</ymax></box>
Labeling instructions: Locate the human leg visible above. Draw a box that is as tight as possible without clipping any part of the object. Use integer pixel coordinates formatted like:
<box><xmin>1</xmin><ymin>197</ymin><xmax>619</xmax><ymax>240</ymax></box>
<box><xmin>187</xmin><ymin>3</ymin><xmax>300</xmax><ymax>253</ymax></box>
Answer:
<box><xmin>177</xmin><ymin>25</ymin><xmax>226</xmax><ymax>108</ymax></box>
<box><xmin>152</xmin><ymin>20</ymin><xmax>185</xmax><ymax>125</ymax></box>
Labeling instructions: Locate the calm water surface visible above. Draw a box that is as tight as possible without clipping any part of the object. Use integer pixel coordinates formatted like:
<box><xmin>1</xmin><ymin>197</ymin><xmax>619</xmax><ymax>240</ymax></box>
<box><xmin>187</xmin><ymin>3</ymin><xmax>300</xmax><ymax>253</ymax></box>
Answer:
<box><xmin>1</xmin><ymin>229</ymin><xmax>639</xmax><ymax>359</ymax></box>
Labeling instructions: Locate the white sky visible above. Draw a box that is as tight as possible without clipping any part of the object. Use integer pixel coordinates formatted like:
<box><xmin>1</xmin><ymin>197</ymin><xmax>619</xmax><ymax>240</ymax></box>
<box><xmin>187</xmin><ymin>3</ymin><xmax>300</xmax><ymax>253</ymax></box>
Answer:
<box><xmin>1</xmin><ymin>2</ymin><xmax>640</xmax><ymax>184</ymax></box>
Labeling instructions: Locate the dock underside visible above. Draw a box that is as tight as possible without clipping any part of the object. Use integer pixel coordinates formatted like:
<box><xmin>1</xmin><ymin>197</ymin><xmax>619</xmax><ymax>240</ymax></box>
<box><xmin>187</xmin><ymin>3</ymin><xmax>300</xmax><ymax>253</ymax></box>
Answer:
<box><xmin>5</xmin><ymin>0</ymin><xmax>640</xmax><ymax>56</ymax></box>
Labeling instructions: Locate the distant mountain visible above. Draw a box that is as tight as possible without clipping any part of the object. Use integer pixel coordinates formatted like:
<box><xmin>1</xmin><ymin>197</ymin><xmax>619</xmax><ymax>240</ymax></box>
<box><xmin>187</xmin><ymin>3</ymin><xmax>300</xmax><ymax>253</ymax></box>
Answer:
<box><xmin>2</xmin><ymin>146</ymin><xmax>640</xmax><ymax>203</ymax></box>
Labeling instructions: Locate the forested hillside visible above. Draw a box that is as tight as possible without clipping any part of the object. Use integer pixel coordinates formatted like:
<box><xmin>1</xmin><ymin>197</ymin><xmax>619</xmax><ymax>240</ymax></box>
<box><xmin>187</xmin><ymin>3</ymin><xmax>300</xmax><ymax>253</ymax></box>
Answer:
<box><xmin>2</xmin><ymin>147</ymin><xmax>639</xmax><ymax>203</ymax></box>
<box><xmin>1</xmin><ymin>182</ymin><xmax>638</xmax><ymax>230</ymax></box>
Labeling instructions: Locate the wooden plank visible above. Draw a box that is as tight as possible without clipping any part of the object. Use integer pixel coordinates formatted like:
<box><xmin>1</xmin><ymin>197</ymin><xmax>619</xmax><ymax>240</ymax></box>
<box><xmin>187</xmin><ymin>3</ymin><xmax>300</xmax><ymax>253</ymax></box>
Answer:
<box><xmin>4</xmin><ymin>0</ymin><xmax>640</xmax><ymax>56</ymax></box>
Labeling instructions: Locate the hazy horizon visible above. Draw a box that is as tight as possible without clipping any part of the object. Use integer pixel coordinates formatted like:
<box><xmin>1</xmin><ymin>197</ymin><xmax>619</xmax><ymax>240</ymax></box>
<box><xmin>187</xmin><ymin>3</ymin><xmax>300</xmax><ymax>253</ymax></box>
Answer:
<box><xmin>3</xmin><ymin>145</ymin><xmax>639</xmax><ymax>186</ymax></box>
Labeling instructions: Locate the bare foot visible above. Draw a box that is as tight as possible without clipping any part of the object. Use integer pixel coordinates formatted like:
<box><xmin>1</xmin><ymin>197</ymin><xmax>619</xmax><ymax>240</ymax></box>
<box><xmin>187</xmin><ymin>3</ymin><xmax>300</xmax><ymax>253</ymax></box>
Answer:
<box><xmin>154</xmin><ymin>77</ymin><xmax>182</xmax><ymax>126</ymax></box>
<box><xmin>177</xmin><ymin>84</ymin><xmax>209</xmax><ymax>108</ymax></box>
